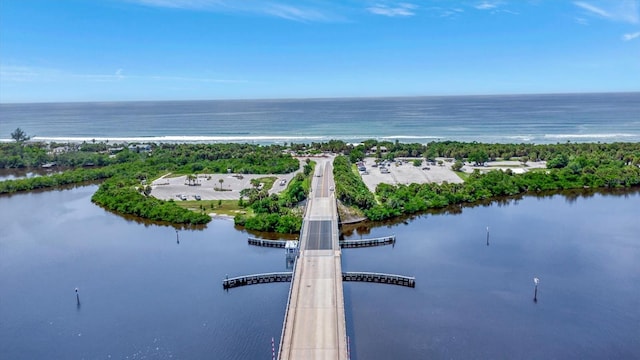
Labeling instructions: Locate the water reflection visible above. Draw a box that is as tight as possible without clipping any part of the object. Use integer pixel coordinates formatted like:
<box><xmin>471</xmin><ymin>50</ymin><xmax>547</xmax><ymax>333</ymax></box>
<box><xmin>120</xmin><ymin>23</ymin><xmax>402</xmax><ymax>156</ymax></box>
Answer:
<box><xmin>341</xmin><ymin>188</ymin><xmax>640</xmax><ymax>234</ymax></box>
<box><xmin>0</xmin><ymin>167</ymin><xmax>65</xmax><ymax>181</ymax></box>
<box><xmin>75</xmin><ymin>288</ymin><xmax>81</xmax><ymax>310</ymax></box>
<box><xmin>1</xmin><ymin>186</ymin><xmax>639</xmax><ymax>359</ymax></box>
<box><xmin>486</xmin><ymin>226</ymin><xmax>490</xmax><ymax>246</ymax></box>
<box><xmin>341</xmin><ymin>188</ymin><xmax>640</xmax><ymax>360</ymax></box>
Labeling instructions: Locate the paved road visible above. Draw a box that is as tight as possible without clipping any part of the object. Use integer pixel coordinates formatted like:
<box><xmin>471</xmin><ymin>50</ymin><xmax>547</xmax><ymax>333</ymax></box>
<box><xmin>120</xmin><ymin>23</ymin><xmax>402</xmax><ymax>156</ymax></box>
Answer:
<box><xmin>279</xmin><ymin>158</ymin><xmax>347</xmax><ymax>360</ymax></box>
<box><xmin>305</xmin><ymin>220</ymin><xmax>333</xmax><ymax>250</ymax></box>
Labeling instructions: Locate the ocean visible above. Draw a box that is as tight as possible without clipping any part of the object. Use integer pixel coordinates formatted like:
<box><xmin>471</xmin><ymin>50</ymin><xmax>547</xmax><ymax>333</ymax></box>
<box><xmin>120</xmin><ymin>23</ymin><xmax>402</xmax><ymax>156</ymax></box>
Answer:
<box><xmin>1</xmin><ymin>92</ymin><xmax>639</xmax><ymax>144</ymax></box>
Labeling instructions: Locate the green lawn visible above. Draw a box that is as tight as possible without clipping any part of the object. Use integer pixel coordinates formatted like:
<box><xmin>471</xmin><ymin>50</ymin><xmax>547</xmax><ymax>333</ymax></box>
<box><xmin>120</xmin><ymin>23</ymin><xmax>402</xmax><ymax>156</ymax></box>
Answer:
<box><xmin>174</xmin><ymin>199</ymin><xmax>251</xmax><ymax>217</ymax></box>
<box><xmin>455</xmin><ymin>171</ymin><xmax>470</xmax><ymax>181</ymax></box>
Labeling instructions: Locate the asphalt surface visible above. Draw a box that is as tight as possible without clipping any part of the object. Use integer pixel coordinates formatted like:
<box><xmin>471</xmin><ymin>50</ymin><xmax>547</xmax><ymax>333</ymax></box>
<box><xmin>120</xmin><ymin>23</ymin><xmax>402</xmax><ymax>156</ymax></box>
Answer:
<box><xmin>305</xmin><ymin>220</ymin><xmax>333</xmax><ymax>250</ymax></box>
<box><xmin>279</xmin><ymin>157</ymin><xmax>347</xmax><ymax>360</ymax></box>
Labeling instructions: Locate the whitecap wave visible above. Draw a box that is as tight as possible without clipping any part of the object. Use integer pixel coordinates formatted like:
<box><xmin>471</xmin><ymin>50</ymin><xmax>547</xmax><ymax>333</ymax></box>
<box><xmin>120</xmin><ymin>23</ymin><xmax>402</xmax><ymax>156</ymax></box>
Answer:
<box><xmin>543</xmin><ymin>133</ymin><xmax>635</xmax><ymax>139</ymax></box>
<box><xmin>28</xmin><ymin>135</ymin><xmax>330</xmax><ymax>143</ymax></box>
<box><xmin>380</xmin><ymin>135</ymin><xmax>441</xmax><ymax>140</ymax></box>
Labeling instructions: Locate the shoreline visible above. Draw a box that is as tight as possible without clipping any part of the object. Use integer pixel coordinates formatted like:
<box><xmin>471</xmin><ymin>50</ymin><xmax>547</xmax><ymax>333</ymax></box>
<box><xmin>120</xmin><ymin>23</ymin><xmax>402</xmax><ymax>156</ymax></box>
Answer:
<box><xmin>2</xmin><ymin>133</ymin><xmax>640</xmax><ymax>145</ymax></box>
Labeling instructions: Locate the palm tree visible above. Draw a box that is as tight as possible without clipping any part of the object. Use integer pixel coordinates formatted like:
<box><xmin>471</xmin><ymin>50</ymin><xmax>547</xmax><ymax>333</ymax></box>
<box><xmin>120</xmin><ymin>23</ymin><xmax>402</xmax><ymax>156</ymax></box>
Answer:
<box><xmin>218</xmin><ymin>178</ymin><xmax>224</xmax><ymax>191</ymax></box>
<box><xmin>186</xmin><ymin>174</ymin><xmax>197</xmax><ymax>186</ymax></box>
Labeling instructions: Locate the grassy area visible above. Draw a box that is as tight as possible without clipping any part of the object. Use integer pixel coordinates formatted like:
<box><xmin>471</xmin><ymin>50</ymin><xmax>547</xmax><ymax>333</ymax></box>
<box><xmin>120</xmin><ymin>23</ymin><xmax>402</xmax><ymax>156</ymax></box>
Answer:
<box><xmin>455</xmin><ymin>170</ymin><xmax>471</xmax><ymax>181</ymax></box>
<box><xmin>351</xmin><ymin>164</ymin><xmax>360</xmax><ymax>175</ymax></box>
<box><xmin>256</xmin><ymin>176</ymin><xmax>277</xmax><ymax>190</ymax></box>
<box><xmin>526</xmin><ymin>168</ymin><xmax>550</xmax><ymax>174</ymax></box>
<box><xmin>487</xmin><ymin>165</ymin><xmax>526</xmax><ymax>168</ymax></box>
<box><xmin>174</xmin><ymin>199</ymin><xmax>251</xmax><ymax>217</ymax></box>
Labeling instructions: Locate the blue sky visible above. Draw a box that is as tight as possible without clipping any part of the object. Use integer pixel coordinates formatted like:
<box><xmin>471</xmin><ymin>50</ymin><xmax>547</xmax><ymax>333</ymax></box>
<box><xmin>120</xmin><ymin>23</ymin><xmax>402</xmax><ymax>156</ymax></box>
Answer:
<box><xmin>1</xmin><ymin>0</ymin><xmax>639</xmax><ymax>102</ymax></box>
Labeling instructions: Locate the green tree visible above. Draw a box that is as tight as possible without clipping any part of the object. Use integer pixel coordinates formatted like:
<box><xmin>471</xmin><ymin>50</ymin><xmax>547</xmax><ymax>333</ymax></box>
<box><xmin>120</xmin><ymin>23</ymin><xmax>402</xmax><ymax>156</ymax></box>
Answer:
<box><xmin>468</xmin><ymin>150</ymin><xmax>489</xmax><ymax>165</ymax></box>
<box><xmin>451</xmin><ymin>160</ymin><xmax>464</xmax><ymax>172</ymax></box>
<box><xmin>11</xmin><ymin>128</ymin><xmax>30</xmax><ymax>143</ymax></box>
<box><xmin>218</xmin><ymin>178</ymin><xmax>224</xmax><ymax>190</ymax></box>
<box><xmin>186</xmin><ymin>174</ymin><xmax>197</xmax><ymax>186</ymax></box>
<box><xmin>349</xmin><ymin>148</ymin><xmax>365</xmax><ymax>163</ymax></box>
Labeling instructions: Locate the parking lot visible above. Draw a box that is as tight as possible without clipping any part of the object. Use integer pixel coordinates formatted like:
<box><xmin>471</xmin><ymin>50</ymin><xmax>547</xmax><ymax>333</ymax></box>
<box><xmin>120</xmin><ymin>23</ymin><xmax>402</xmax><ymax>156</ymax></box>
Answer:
<box><xmin>358</xmin><ymin>157</ymin><xmax>546</xmax><ymax>192</ymax></box>
<box><xmin>150</xmin><ymin>160</ymin><xmax>304</xmax><ymax>201</ymax></box>
<box><xmin>359</xmin><ymin>157</ymin><xmax>463</xmax><ymax>192</ymax></box>
<box><xmin>149</xmin><ymin>157</ymin><xmax>546</xmax><ymax>201</ymax></box>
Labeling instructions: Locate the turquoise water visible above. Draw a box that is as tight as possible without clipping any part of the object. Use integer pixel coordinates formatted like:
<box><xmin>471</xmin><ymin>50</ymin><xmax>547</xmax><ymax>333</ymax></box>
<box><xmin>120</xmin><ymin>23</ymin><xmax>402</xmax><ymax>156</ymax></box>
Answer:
<box><xmin>1</xmin><ymin>92</ymin><xmax>639</xmax><ymax>144</ymax></box>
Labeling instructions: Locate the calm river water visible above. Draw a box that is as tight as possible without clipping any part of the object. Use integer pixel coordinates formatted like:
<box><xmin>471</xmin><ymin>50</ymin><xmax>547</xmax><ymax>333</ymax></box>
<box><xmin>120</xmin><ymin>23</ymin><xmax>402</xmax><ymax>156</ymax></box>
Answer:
<box><xmin>1</xmin><ymin>186</ymin><xmax>639</xmax><ymax>359</ymax></box>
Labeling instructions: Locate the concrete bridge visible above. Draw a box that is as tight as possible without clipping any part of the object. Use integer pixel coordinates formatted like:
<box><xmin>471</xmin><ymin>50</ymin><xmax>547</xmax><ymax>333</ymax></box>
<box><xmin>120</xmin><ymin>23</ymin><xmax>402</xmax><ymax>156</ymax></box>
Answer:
<box><xmin>224</xmin><ymin>158</ymin><xmax>415</xmax><ymax>359</ymax></box>
<box><xmin>248</xmin><ymin>235</ymin><xmax>396</xmax><ymax>249</ymax></box>
<box><xmin>278</xmin><ymin>159</ymin><xmax>347</xmax><ymax>360</ymax></box>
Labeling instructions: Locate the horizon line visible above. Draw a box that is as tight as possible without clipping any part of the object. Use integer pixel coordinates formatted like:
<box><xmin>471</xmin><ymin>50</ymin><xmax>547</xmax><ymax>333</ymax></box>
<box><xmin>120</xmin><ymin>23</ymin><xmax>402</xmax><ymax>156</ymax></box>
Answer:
<box><xmin>1</xmin><ymin>91</ymin><xmax>639</xmax><ymax>105</ymax></box>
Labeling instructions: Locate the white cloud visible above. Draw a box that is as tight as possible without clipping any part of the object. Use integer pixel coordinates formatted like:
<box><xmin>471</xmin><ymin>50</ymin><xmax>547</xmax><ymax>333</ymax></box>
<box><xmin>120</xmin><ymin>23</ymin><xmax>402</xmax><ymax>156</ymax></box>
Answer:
<box><xmin>574</xmin><ymin>17</ymin><xmax>589</xmax><ymax>25</ymax></box>
<box><xmin>367</xmin><ymin>3</ymin><xmax>417</xmax><ymax>17</ymax></box>
<box><xmin>622</xmin><ymin>31</ymin><xmax>640</xmax><ymax>40</ymax></box>
<box><xmin>0</xmin><ymin>65</ymin><xmax>34</xmax><ymax>82</ymax></box>
<box><xmin>422</xmin><ymin>6</ymin><xmax>465</xmax><ymax>18</ymax></box>
<box><xmin>574</xmin><ymin>1</ymin><xmax>609</xmax><ymax>17</ymax></box>
<box><xmin>125</xmin><ymin>0</ymin><xmax>341</xmax><ymax>22</ymax></box>
<box><xmin>475</xmin><ymin>1</ymin><xmax>500</xmax><ymax>10</ymax></box>
<box><xmin>263</xmin><ymin>4</ymin><xmax>331</xmax><ymax>22</ymax></box>
<box><xmin>132</xmin><ymin>0</ymin><xmax>222</xmax><ymax>9</ymax></box>
<box><xmin>147</xmin><ymin>75</ymin><xmax>247</xmax><ymax>83</ymax></box>
<box><xmin>0</xmin><ymin>64</ymin><xmax>246</xmax><ymax>84</ymax></box>
<box><xmin>574</xmin><ymin>1</ymin><xmax>639</xmax><ymax>24</ymax></box>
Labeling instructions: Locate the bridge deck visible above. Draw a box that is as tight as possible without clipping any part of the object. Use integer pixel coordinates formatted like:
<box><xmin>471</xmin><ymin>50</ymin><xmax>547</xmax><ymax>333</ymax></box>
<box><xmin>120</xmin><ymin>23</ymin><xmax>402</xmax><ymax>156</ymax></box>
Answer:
<box><xmin>279</xmin><ymin>159</ymin><xmax>347</xmax><ymax>360</ymax></box>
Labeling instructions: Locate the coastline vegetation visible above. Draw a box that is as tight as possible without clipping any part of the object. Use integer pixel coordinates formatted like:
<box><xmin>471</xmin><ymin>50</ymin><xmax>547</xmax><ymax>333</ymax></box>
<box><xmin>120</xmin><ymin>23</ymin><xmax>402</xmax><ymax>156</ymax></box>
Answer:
<box><xmin>0</xmin><ymin>139</ymin><xmax>301</xmax><ymax>226</ymax></box>
<box><xmin>2</xmin><ymin>133</ymin><xmax>639</xmax><ymax>229</ymax></box>
<box><xmin>233</xmin><ymin>160</ymin><xmax>315</xmax><ymax>233</ymax></box>
<box><xmin>333</xmin><ymin>155</ymin><xmax>376</xmax><ymax>209</ymax></box>
<box><xmin>335</xmin><ymin>141</ymin><xmax>640</xmax><ymax>221</ymax></box>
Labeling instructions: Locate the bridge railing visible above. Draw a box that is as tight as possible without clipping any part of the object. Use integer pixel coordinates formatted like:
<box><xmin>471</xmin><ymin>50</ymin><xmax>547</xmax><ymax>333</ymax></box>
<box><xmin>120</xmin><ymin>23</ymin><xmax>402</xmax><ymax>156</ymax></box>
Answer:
<box><xmin>340</xmin><ymin>235</ymin><xmax>395</xmax><ymax>248</ymax></box>
<box><xmin>277</xmin><ymin>255</ymin><xmax>299</xmax><ymax>360</ymax></box>
<box><xmin>222</xmin><ymin>272</ymin><xmax>293</xmax><ymax>289</ymax></box>
<box><xmin>247</xmin><ymin>237</ymin><xmax>288</xmax><ymax>248</ymax></box>
<box><xmin>223</xmin><ymin>270</ymin><xmax>415</xmax><ymax>289</ymax></box>
<box><xmin>342</xmin><ymin>271</ymin><xmax>415</xmax><ymax>288</ymax></box>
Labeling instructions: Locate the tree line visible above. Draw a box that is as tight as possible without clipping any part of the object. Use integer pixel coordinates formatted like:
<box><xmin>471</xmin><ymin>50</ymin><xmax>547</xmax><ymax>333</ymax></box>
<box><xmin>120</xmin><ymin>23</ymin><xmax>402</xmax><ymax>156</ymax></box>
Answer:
<box><xmin>0</xmin><ymin>141</ymin><xmax>302</xmax><ymax>226</ymax></box>
<box><xmin>234</xmin><ymin>160</ymin><xmax>314</xmax><ymax>233</ymax></box>
<box><xmin>328</xmin><ymin>142</ymin><xmax>640</xmax><ymax>221</ymax></box>
<box><xmin>2</xmin><ymin>134</ymin><xmax>640</xmax><ymax>228</ymax></box>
